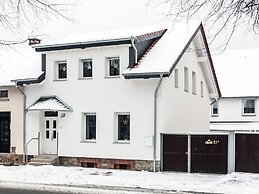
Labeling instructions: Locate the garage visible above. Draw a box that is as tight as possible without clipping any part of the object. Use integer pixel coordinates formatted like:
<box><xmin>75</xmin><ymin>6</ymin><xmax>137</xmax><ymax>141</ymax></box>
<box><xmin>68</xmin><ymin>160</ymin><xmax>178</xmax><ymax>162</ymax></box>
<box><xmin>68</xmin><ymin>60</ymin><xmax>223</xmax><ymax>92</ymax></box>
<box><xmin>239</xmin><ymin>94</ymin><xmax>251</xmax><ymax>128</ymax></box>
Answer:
<box><xmin>162</xmin><ymin>134</ymin><xmax>228</xmax><ymax>174</ymax></box>
<box><xmin>162</xmin><ymin>134</ymin><xmax>188</xmax><ymax>172</ymax></box>
<box><xmin>235</xmin><ymin>134</ymin><xmax>259</xmax><ymax>173</ymax></box>
<box><xmin>191</xmin><ymin>135</ymin><xmax>228</xmax><ymax>174</ymax></box>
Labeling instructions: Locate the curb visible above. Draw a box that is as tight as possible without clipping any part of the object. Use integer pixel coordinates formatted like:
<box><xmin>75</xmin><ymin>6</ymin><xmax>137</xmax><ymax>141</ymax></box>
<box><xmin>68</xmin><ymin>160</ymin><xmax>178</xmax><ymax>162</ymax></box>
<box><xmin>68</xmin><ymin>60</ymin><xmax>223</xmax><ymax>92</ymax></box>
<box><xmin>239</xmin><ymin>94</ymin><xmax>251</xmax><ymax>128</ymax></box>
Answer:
<box><xmin>0</xmin><ymin>181</ymin><xmax>224</xmax><ymax>194</ymax></box>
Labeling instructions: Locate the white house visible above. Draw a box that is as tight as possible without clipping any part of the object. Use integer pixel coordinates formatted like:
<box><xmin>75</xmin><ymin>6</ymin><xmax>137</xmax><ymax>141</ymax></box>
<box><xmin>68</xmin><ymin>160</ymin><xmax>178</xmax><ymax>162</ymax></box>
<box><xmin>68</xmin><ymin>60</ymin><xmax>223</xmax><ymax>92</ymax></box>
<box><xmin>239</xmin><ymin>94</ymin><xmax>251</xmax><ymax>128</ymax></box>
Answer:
<box><xmin>211</xmin><ymin>48</ymin><xmax>259</xmax><ymax>173</ymax></box>
<box><xmin>16</xmin><ymin>23</ymin><xmax>220</xmax><ymax>172</ymax></box>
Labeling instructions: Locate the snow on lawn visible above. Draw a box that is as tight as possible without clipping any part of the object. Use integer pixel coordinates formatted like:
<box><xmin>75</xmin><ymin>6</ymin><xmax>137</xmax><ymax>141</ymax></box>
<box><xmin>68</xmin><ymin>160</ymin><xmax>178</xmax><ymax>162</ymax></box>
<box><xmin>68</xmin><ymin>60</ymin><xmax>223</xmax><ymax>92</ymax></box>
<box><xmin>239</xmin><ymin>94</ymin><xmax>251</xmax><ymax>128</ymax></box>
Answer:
<box><xmin>0</xmin><ymin>165</ymin><xmax>258</xmax><ymax>193</ymax></box>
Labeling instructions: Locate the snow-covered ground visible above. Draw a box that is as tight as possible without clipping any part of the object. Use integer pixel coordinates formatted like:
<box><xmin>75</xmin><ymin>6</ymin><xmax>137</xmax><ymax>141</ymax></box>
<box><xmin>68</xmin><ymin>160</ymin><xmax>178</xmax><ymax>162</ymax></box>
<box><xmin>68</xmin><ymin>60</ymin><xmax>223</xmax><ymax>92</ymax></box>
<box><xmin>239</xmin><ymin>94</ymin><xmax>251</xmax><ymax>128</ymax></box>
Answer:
<box><xmin>0</xmin><ymin>165</ymin><xmax>258</xmax><ymax>193</ymax></box>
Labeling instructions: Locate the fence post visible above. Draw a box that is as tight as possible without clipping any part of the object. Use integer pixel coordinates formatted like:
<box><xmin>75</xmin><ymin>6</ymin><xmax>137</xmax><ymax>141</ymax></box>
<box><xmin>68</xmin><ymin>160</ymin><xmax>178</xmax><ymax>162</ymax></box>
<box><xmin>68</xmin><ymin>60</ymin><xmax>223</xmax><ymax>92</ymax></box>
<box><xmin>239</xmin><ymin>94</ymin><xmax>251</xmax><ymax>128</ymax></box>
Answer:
<box><xmin>188</xmin><ymin>134</ymin><xmax>191</xmax><ymax>173</ymax></box>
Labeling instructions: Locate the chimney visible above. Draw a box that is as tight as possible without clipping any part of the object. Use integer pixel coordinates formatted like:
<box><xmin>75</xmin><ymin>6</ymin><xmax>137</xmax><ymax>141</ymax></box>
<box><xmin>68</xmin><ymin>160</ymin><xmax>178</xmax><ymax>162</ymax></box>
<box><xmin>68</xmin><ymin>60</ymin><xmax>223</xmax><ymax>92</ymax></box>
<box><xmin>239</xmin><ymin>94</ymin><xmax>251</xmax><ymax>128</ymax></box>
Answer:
<box><xmin>28</xmin><ymin>38</ymin><xmax>41</xmax><ymax>46</ymax></box>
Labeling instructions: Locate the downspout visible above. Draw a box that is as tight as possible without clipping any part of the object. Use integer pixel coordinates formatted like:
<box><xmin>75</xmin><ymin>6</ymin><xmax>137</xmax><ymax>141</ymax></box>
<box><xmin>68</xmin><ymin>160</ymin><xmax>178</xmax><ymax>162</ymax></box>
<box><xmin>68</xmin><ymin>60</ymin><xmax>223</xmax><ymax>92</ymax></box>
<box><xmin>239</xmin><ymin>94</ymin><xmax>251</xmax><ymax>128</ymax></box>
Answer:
<box><xmin>15</xmin><ymin>83</ymin><xmax>26</xmax><ymax>164</ymax></box>
<box><xmin>131</xmin><ymin>38</ymin><xmax>138</xmax><ymax>64</ymax></box>
<box><xmin>153</xmin><ymin>74</ymin><xmax>163</xmax><ymax>172</ymax></box>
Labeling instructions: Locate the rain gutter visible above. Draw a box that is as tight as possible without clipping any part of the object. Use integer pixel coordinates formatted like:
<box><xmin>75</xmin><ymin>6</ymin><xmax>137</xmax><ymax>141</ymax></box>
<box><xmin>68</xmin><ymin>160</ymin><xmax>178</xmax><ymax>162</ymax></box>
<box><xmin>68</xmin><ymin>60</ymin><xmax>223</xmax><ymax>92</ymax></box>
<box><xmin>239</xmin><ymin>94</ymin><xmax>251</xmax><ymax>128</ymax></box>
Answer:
<box><xmin>153</xmin><ymin>74</ymin><xmax>163</xmax><ymax>172</ymax></box>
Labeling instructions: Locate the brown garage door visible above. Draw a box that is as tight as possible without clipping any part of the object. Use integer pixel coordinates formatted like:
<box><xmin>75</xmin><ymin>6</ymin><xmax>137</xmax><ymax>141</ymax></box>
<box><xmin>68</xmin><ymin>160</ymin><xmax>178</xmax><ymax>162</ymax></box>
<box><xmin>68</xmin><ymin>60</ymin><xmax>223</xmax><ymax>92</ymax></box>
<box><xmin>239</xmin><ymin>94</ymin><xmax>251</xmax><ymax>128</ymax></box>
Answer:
<box><xmin>191</xmin><ymin>135</ymin><xmax>228</xmax><ymax>174</ymax></box>
<box><xmin>236</xmin><ymin>134</ymin><xmax>259</xmax><ymax>173</ymax></box>
<box><xmin>162</xmin><ymin>134</ymin><xmax>188</xmax><ymax>172</ymax></box>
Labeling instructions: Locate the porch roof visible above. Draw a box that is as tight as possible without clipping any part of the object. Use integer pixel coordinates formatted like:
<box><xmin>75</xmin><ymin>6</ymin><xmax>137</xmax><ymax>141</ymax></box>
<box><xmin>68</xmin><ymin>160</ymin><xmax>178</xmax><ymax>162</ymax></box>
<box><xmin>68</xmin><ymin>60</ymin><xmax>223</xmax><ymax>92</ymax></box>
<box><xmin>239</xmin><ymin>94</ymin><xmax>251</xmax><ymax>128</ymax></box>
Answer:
<box><xmin>27</xmin><ymin>96</ymin><xmax>72</xmax><ymax>112</ymax></box>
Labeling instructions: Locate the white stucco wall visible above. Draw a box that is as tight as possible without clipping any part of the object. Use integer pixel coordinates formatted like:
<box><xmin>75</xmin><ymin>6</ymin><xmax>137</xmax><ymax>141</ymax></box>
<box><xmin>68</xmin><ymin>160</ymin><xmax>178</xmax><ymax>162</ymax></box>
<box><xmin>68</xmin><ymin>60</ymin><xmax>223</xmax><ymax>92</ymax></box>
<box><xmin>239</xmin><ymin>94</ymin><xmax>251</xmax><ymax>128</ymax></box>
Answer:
<box><xmin>210</xmin><ymin>97</ymin><xmax>259</xmax><ymax>122</ymax></box>
<box><xmin>25</xmin><ymin>43</ymin><xmax>213</xmax><ymax>161</ymax></box>
<box><xmin>0</xmin><ymin>86</ymin><xmax>24</xmax><ymax>154</ymax></box>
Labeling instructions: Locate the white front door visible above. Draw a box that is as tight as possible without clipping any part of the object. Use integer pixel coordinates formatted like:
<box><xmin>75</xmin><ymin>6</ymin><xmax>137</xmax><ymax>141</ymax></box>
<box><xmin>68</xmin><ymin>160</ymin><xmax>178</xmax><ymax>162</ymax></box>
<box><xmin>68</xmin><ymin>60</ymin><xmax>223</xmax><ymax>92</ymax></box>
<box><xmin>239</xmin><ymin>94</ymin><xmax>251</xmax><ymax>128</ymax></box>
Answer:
<box><xmin>43</xmin><ymin>117</ymin><xmax>58</xmax><ymax>155</ymax></box>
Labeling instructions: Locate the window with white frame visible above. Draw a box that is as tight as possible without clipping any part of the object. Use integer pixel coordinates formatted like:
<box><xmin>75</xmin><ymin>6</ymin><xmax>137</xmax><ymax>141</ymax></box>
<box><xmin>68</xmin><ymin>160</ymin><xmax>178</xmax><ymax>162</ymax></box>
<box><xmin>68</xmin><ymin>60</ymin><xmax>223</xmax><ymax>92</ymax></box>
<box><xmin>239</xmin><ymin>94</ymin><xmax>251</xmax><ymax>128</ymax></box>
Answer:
<box><xmin>0</xmin><ymin>90</ymin><xmax>8</xmax><ymax>99</ymax></box>
<box><xmin>81</xmin><ymin>59</ymin><xmax>93</xmax><ymax>78</ymax></box>
<box><xmin>84</xmin><ymin>113</ymin><xmax>96</xmax><ymax>140</ymax></box>
<box><xmin>184</xmin><ymin>67</ymin><xmax>189</xmax><ymax>92</ymax></box>
<box><xmin>192</xmin><ymin>71</ymin><xmax>196</xmax><ymax>94</ymax></box>
<box><xmin>116</xmin><ymin>113</ymin><xmax>130</xmax><ymax>141</ymax></box>
<box><xmin>174</xmin><ymin>69</ymin><xmax>179</xmax><ymax>88</ymax></box>
<box><xmin>243</xmin><ymin>98</ymin><xmax>256</xmax><ymax>115</ymax></box>
<box><xmin>211</xmin><ymin>101</ymin><xmax>219</xmax><ymax>116</ymax></box>
<box><xmin>107</xmin><ymin>57</ymin><xmax>120</xmax><ymax>77</ymax></box>
<box><xmin>57</xmin><ymin>61</ymin><xmax>67</xmax><ymax>79</ymax></box>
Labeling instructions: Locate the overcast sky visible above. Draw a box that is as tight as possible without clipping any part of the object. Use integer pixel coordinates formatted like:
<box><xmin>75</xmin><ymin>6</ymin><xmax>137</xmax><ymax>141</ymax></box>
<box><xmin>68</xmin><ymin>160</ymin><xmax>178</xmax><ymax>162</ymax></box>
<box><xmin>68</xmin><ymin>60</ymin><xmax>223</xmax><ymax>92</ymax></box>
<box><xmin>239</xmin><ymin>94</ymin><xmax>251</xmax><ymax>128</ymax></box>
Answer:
<box><xmin>37</xmin><ymin>0</ymin><xmax>259</xmax><ymax>52</ymax></box>
<box><xmin>3</xmin><ymin>0</ymin><xmax>259</xmax><ymax>52</ymax></box>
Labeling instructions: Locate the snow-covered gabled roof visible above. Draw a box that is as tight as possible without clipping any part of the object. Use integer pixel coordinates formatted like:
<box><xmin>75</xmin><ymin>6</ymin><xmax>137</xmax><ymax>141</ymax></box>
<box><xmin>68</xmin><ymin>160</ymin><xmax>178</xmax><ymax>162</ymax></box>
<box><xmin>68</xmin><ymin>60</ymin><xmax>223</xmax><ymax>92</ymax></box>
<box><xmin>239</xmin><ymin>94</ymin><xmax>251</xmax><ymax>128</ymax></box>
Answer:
<box><xmin>0</xmin><ymin>46</ymin><xmax>43</xmax><ymax>86</ymax></box>
<box><xmin>212</xmin><ymin>48</ymin><xmax>259</xmax><ymax>97</ymax></box>
<box><xmin>123</xmin><ymin>22</ymin><xmax>221</xmax><ymax>98</ymax></box>
<box><xmin>33</xmin><ymin>26</ymin><xmax>167</xmax><ymax>52</ymax></box>
<box><xmin>27</xmin><ymin>96</ymin><xmax>73</xmax><ymax>112</ymax></box>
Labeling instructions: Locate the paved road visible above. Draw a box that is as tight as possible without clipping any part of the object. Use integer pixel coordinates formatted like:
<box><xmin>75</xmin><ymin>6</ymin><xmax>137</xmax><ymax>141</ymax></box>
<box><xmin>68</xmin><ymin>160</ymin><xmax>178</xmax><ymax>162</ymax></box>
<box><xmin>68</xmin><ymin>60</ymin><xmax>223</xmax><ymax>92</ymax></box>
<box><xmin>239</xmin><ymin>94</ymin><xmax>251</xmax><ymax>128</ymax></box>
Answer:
<box><xmin>0</xmin><ymin>187</ymin><xmax>189</xmax><ymax>194</ymax></box>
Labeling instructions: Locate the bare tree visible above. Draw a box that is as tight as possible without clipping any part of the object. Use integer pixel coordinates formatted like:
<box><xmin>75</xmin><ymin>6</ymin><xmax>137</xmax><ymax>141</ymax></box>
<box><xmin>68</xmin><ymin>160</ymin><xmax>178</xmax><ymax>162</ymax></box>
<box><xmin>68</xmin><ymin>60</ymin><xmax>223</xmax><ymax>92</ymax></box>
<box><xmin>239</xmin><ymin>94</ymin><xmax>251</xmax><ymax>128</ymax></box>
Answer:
<box><xmin>148</xmin><ymin>0</ymin><xmax>259</xmax><ymax>51</ymax></box>
<box><xmin>0</xmin><ymin>0</ymin><xmax>75</xmax><ymax>46</ymax></box>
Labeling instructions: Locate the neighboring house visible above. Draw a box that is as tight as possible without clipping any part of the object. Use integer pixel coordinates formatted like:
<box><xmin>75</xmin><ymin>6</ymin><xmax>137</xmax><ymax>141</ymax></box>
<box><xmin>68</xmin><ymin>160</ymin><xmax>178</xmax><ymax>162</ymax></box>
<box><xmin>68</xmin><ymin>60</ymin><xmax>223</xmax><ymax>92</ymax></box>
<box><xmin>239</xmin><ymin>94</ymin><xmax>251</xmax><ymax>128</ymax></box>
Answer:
<box><xmin>15</xmin><ymin>23</ymin><xmax>220</xmax><ymax>172</ymax></box>
<box><xmin>0</xmin><ymin>47</ymin><xmax>42</xmax><ymax>164</ymax></box>
<box><xmin>211</xmin><ymin>48</ymin><xmax>259</xmax><ymax>173</ymax></box>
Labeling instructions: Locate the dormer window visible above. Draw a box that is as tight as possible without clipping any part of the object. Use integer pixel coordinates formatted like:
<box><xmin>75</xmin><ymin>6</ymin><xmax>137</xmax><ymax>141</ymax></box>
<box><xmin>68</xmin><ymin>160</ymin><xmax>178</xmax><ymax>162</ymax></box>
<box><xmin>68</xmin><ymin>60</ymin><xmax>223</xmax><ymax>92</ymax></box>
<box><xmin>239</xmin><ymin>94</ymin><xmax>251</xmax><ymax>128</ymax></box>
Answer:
<box><xmin>108</xmin><ymin>57</ymin><xmax>120</xmax><ymax>77</ymax></box>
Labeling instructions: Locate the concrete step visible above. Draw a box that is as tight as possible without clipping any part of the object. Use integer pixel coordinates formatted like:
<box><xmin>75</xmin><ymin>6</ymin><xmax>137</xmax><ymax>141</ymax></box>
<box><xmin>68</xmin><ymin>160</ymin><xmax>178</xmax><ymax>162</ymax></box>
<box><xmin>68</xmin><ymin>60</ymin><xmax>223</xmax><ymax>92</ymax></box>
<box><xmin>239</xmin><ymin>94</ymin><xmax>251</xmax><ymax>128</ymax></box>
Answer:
<box><xmin>34</xmin><ymin>155</ymin><xmax>58</xmax><ymax>160</ymax></box>
<box><xmin>29</xmin><ymin>161</ymin><xmax>52</xmax><ymax>166</ymax></box>
<box><xmin>29</xmin><ymin>155</ymin><xmax>59</xmax><ymax>166</ymax></box>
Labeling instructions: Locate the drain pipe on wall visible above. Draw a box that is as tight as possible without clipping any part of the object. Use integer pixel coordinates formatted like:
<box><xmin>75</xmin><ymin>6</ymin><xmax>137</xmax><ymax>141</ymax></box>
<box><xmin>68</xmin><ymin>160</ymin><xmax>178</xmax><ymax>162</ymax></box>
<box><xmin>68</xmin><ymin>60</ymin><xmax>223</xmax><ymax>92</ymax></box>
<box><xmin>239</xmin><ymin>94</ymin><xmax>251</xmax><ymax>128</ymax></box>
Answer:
<box><xmin>153</xmin><ymin>74</ymin><xmax>163</xmax><ymax>172</ymax></box>
<box><xmin>15</xmin><ymin>83</ymin><xmax>26</xmax><ymax>164</ymax></box>
<box><xmin>131</xmin><ymin>38</ymin><xmax>138</xmax><ymax>64</ymax></box>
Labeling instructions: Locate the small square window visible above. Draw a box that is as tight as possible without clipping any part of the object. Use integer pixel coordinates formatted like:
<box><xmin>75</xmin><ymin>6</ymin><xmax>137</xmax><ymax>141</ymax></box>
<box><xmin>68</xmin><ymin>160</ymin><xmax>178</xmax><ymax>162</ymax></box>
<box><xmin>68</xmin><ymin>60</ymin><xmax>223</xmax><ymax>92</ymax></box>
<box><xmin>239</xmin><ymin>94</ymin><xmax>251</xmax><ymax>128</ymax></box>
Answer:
<box><xmin>82</xmin><ymin>59</ymin><xmax>93</xmax><ymax>78</ymax></box>
<box><xmin>84</xmin><ymin>114</ymin><xmax>96</xmax><ymax>140</ymax></box>
<box><xmin>108</xmin><ymin>57</ymin><xmax>120</xmax><ymax>77</ymax></box>
<box><xmin>58</xmin><ymin>62</ymin><xmax>67</xmax><ymax>79</ymax></box>
<box><xmin>117</xmin><ymin>114</ymin><xmax>130</xmax><ymax>141</ymax></box>
<box><xmin>0</xmin><ymin>90</ymin><xmax>8</xmax><ymax>98</ymax></box>
<box><xmin>211</xmin><ymin>101</ymin><xmax>219</xmax><ymax>116</ymax></box>
<box><xmin>243</xmin><ymin>99</ymin><xmax>256</xmax><ymax>115</ymax></box>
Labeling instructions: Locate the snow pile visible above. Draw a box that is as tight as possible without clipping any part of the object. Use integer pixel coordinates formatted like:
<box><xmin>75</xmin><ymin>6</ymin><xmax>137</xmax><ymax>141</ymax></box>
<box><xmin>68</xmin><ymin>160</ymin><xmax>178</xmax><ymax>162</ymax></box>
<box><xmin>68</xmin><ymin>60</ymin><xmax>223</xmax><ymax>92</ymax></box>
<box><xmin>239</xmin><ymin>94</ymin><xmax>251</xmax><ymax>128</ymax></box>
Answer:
<box><xmin>212</xmin><ymin>48</ymin><xmax>259</xmax><ymax>97</ymax></box>
<box><xmin>0</xmin><ymin>165</ymin><xmax>258</xmax><ymax>193</ymax></box>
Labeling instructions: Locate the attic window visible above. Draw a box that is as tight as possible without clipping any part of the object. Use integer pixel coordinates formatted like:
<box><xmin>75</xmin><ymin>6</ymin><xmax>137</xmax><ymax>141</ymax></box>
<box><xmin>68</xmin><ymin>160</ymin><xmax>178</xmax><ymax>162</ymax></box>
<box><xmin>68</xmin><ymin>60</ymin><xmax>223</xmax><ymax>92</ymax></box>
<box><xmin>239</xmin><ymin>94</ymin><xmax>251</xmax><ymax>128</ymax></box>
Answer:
<box><xmin>108</xmin><ymin>57</ymin><xmax>120</xmax><ymax>77</ymax></box>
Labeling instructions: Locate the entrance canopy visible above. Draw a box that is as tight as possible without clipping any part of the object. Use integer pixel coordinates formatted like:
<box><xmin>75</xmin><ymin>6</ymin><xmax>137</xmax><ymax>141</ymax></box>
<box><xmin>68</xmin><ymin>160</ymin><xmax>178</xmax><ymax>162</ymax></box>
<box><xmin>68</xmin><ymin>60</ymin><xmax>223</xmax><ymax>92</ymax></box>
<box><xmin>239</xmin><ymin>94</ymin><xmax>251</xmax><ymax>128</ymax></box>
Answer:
<box><xmin>27</xmin><ymin>96</ymin><xmax>73</xmax><ymax>112</ymax></box>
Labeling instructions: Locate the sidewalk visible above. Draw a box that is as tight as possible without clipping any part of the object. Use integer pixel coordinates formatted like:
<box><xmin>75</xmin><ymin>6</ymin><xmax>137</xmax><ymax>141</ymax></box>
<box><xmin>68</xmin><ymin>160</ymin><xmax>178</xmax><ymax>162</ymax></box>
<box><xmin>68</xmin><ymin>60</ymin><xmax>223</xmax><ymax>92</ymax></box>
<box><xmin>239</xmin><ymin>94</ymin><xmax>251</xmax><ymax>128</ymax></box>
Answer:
<box><xmin>0</xmin><ymin>165</ymin><xmax>257</xmax><ymax>194</ymax></box>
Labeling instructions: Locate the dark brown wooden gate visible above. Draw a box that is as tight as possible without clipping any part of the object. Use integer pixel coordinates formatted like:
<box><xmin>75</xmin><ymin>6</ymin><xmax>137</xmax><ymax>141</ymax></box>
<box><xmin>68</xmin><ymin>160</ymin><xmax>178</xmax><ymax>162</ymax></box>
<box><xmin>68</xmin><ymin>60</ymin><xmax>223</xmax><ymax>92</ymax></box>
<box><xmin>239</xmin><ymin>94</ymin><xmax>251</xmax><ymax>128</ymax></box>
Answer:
<box><xmin>191</xmin><ymin>135</ymin><xmax>228</xmax><ymax>174</ymax></box>
<box><xmin>162</xmin><ymin>134</ymin><xmax>188</xmax><ymax>172</ymax></box>
<box><xmin>0</xmin><ymin>112</ymin><xmax>11</xmax><ymax>153</ymax></box>
<box><xmin>236</xmin><ymin>134</ymin><xmax>259</xmax><ymax>173</ymax></box>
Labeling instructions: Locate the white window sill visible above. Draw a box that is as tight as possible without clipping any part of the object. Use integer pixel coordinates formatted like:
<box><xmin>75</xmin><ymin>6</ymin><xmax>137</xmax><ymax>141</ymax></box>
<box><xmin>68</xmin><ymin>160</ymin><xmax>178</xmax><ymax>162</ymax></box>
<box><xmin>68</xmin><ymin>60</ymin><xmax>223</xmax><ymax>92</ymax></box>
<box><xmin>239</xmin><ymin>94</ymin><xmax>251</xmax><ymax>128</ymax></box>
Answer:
<box><xmin>53</xmin><ymin>79</ymin><xmax>67</xmax><ymax>82</ymax></box>
<box><xmin>211</xmin><ymin>114</ymin><xmax>219</xmax><ymax>117</ymax></box>
<box><xmin>0</xmin><ymin>98</ymin><xmax>9</xmax><ymax>101</ymax></box>
<box><xmin>78</xmin><ymin>77</ymin><xmax>93</xmax><ymax>80</ymax></box>
<box><xmin>242</xmin><ymin>113</ymin><xmax>256</xmax><ymax>116</ymax></box>
<box><xmin>113</xmin><ymin>141</ymin><xmax>130</xmax><ymax>144</ymax></box>
<box><xmin>105</xmin><ymin>76</ymin><xmax>120</xmax><ymax>79</ymax></box>
<box><xmin>81</xmin><ymin>140</ymin><xmax>96</xmax><ymax>143</ymax></box>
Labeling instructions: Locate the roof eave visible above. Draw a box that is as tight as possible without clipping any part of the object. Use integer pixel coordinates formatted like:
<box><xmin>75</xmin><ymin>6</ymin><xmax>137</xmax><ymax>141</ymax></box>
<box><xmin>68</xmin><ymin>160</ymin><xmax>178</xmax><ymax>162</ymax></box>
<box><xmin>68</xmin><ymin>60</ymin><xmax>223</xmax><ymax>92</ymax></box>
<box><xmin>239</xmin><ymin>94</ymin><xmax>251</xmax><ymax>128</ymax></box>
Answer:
<box><xmin>123</xmin><ymin>72</ymin><xmax>169</xmax><ymax>79</ymax></box>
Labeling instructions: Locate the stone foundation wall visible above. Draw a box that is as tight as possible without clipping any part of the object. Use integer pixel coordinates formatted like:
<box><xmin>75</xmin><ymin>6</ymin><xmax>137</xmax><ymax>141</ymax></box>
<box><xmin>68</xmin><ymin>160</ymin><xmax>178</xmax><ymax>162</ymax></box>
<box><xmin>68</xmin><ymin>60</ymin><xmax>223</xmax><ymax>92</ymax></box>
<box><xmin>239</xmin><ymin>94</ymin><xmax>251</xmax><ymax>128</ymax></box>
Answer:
<box><xmin>0</xmin><ymin>154</ymin><xmax>24</xmax><ymax>165</ymax></box>
<box><xmin>59</xmin><ymin>156</ymin><xmax>161</xmax><ymax>172</ymax></box>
